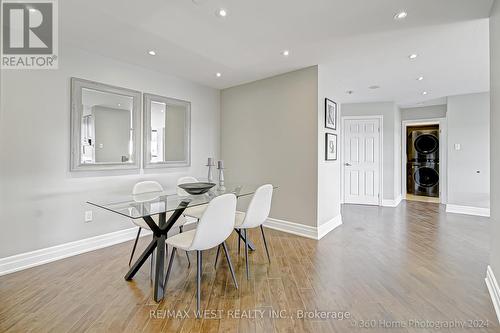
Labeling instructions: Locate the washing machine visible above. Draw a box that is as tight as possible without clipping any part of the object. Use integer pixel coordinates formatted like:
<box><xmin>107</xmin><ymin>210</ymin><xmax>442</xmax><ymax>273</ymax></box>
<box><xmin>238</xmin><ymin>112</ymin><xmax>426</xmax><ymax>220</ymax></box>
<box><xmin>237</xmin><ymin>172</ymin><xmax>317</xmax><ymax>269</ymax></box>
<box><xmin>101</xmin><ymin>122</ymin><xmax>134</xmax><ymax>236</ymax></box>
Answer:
<box><xmin>407</xmin><ymin>162</ymin><xmax>439</xmax><ymax>197</ymax></box>
<box><xmin>407</xmin><ymin>128</ymin><xmax>439</xmax><ymax>162</ymax></box>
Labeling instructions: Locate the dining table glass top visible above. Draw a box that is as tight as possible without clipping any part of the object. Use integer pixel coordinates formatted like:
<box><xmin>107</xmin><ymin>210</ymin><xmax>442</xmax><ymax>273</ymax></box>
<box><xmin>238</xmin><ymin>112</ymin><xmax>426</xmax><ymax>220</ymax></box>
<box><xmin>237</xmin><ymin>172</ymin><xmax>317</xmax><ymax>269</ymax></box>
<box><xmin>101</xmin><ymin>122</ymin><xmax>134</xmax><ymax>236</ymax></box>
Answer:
<box><xmin>87</xmin><ymin>183</ymin><xmax>273</xmax><ymax>219</ymax></box>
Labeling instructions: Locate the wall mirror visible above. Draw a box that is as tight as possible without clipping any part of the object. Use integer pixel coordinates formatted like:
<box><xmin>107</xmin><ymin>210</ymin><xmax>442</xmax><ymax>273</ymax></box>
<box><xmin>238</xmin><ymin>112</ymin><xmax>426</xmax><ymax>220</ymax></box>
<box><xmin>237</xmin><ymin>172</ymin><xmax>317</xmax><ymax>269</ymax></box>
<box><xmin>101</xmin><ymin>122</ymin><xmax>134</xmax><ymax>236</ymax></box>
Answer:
<box><xmin>143</xmin><ymin>93</ymin><xmax>191</xmax><ymax>168</ymax></box>
<box><xmin>70</xmin><ymin>78</ymin><xmax>141</xmax><ymax>171</ymax></box>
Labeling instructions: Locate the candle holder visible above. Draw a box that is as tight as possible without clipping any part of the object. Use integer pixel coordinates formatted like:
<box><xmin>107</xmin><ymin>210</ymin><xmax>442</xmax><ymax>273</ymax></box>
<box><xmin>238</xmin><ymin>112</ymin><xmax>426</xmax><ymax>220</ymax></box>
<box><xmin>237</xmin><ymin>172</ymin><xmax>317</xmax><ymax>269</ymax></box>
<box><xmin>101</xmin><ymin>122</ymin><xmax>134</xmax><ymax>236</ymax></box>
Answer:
<box><xmin>217</xmin><ymin>160</ymin><xmax>225</xmax><ymax>189</ymax></box>
<box><xmin>206</xmin><ymin>157</ymin><xmax>215</xmax><ymax>183</ymax></box>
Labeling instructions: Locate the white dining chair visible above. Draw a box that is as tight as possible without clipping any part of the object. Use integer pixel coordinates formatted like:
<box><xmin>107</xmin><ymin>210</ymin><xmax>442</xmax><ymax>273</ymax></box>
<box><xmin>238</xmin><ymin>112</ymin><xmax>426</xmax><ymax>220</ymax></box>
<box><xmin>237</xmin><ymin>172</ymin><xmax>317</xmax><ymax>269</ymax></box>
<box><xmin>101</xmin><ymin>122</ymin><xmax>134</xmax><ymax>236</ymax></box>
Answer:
<box><xmin>163</xmin><ymin>193</ymin><xmax>238</xmax><ymax>316</ymax></box>
<box><xmin>177</xmin><ymin>176</ymin><xmax>207</xmax><ymax>221</ymax></box>
<box><xmin>129</xmin><ymin>181</ymin><xmax>190</xmax><ymax>270</ymax></box>
<box><xmin>215</xmin><ymin>184</ymin><xmax>273</xmax><ymax>279</ymax></box>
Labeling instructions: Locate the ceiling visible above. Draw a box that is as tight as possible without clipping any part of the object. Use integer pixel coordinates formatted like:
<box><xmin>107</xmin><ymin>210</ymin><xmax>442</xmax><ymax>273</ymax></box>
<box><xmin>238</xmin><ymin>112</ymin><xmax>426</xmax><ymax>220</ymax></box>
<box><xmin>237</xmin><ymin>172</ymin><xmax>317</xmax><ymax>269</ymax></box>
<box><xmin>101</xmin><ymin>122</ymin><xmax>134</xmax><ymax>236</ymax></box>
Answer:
<box><xmin>61</xmin><ymin>0</ymin><xmax>493</xmax><ymax>106</ymax></box>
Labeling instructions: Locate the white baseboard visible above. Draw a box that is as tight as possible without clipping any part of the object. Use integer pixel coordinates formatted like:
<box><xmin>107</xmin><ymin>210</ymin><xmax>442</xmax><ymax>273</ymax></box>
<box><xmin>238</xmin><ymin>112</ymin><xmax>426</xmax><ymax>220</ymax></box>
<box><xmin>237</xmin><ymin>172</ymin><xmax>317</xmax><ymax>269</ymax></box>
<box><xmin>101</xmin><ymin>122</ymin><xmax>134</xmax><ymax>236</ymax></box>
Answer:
<box><xmin>382</xmin><ymin>195</ymin><xmax>402</xmax><ymax>208</ymax></box>
<box><xmin>317</xmin><ymin>215</ymin><xmax>343</xmax><ymax>239</ymax></box>
<box><xmin>0</xmin><ymin>226</ymin><xmax>152</xmax><ymax>277</ymax></box>
<box><xmin>446</xmin><ymin>204</ymin><xmax>490</xmax><ymax>217</ymax></box>
<box><xmin>264</xmin><ymin>215</ymin><xmax>342</xmax><ymax>240</ymax></box>
<box><xmin>485</xmin><ymin>265</ymin><xmax>500</xmax><ymax>324</ymax></box>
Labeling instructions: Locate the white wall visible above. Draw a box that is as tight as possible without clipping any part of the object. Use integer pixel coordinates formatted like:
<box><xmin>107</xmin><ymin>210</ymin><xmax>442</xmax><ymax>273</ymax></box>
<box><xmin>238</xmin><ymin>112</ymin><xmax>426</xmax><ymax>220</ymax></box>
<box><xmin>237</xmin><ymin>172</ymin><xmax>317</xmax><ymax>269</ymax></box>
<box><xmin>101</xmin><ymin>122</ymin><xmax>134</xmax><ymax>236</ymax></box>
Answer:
<box><xmin>341</xmin><ymin>102</ymin><xmax>400</xmax><ymax>201</ymax></box>
<box><xmin>394</xmin><ymin>105</ymin><xmax>402</xmax><ymax>201</ymax></box>
<box><xmin>490</xmin><ymin>0</ymin><xmax>500</xmax><ymax>285</ymax></box>
<box><xmin>0</xmin><ymin>45</ymin><xmax>220</xmax><ymax>258</ymax></box>
<box><xmin>317</xmin><ymin>65</ymin><xmax>342</xmax><ymax>226</ymax></box>
<box><xmin>401</xmin><ymin>104</ymin><xmax>447</xmax><ymax>121</ymax></box>
<box><xmin>447</xmin><ymin>92</ymin><xmax>490</xmax><ymax>209</ymax></box>
<box><xmin>220</xmin><ymin>67</ymin><xmax>319</xmax><ymax>227</ymax></box>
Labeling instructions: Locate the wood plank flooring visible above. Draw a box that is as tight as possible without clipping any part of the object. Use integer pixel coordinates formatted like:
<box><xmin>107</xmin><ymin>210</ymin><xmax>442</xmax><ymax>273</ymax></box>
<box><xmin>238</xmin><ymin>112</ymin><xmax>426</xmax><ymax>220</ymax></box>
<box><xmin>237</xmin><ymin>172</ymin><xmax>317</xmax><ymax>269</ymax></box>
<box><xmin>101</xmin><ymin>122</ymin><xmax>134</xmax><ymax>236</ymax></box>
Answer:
<box><xmin>0</xmin><ymin>201</ymin><xmax>498</xmax><ymax>332</ymax></box>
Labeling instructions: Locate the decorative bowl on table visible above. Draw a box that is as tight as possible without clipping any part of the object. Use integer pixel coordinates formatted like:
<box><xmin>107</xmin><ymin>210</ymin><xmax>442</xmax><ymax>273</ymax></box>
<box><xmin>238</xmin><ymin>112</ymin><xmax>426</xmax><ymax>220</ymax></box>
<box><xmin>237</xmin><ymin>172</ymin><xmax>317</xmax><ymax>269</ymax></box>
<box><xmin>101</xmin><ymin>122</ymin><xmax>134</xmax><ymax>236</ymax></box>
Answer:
<box><xmin>178</xmin><ymin>182</ymin><xmax>216</xmax><ymax>195</ymax></box>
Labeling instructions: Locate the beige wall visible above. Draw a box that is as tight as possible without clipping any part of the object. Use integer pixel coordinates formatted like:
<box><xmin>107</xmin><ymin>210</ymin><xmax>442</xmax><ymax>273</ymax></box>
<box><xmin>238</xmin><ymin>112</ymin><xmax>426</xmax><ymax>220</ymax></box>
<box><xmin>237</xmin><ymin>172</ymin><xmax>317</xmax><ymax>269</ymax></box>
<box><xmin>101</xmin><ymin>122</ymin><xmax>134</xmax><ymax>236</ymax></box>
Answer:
<box><xmin>490</xmin><ymin>0</ymin><xmax>500</xmax><ymax>280</ymax></box>
<box><xmin>221</xmin><ymin>67</ymin><xmax>319</xmax><ymax>227</ymax></box>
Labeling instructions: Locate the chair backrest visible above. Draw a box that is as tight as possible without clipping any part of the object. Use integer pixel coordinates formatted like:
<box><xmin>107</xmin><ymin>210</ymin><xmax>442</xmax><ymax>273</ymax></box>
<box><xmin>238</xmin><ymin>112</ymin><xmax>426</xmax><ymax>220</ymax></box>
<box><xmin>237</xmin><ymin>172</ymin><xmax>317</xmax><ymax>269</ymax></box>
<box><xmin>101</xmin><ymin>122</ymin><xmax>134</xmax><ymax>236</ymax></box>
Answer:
<box><xmin>240</xmin><ymin>184</ymin><xmax>273</xmax><ymax>228</ymax></box>
<box><xmin>177</xmin><ymin>176</ymin><xmax>198</xmax><ymax>196</ymax></box>
<box><xmin>133</xmin><ymin>180</ymin><xmax>163</xmax><ymax>195</ymax></box>
<box><xmin>189</xmin><ymin>193</ymin><xmax>237</xmax><ymax>251</ymax></box>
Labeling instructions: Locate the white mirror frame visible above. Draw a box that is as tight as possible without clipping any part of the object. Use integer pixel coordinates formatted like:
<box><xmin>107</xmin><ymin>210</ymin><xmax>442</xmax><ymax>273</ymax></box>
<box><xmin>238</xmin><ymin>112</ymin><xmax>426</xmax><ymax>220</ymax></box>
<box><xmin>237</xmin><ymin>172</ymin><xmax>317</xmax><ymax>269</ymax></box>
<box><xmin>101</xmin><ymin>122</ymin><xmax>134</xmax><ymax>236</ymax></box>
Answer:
<box><xmin>143</xmin><ymin>93</ymin><xmax>191</xmax><ymax>169</ymax></box>
<box><xmin>70</xmin><ymin>77</ymin><xmax>141</xmax><ymax>171</ymax></box>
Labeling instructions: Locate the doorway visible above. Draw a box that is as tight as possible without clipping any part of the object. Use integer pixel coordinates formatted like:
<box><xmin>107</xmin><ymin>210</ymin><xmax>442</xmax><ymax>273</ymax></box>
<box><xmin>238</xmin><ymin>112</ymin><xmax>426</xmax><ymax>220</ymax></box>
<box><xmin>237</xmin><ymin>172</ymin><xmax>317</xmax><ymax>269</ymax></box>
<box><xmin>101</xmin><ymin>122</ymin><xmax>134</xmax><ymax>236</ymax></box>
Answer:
<box><xmin>402</xmin><ymin>119</ymin><xmax>447</xmax><ymax>204</ymax></box>
<box><xmin>342</xmin><ymin>116</ymin><xmax>382</xmax><ymax>205</ymax></box>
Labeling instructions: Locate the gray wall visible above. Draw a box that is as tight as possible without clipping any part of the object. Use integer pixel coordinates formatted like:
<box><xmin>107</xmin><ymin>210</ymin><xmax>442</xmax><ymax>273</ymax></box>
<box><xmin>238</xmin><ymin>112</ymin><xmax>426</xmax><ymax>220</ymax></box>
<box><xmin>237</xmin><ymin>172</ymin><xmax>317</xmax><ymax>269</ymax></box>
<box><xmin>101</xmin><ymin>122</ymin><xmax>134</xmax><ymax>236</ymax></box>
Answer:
<box><xmin>490</xmin><ymin>0</ymin><xmax>500</xmax><ymax>280</ymax></box>
<box><xmin>221</xmin><ymin>67</ymin><xmax>319</xmax><ymax>227</ymax></box>
<box><xmin>447</xmin><ymin>92</ymin><xmax>490</xmax><ymax>208</ymax></box>
<box><xmin>93</xmin><ymin>106</ymin><xmax>131</xmax><ymax>163</ymax></box>
<box><xmin>0</xmin><ymin>45</ymin><xmax>220</xmax><ymax>258</ymax></box>
<box><xmin>165</xmin><ymin>105</ymin><xmax>187</xmax><ymax>162</ymax></box>
<box><xmin>341</xmin><ymin>102</ymin><xmax>401</xmax><ymax>201</ymax></box>
<box><xmin>401</xmin><ymin>104</ymin><xmax>447</xmax><ymax>121</ymax></box>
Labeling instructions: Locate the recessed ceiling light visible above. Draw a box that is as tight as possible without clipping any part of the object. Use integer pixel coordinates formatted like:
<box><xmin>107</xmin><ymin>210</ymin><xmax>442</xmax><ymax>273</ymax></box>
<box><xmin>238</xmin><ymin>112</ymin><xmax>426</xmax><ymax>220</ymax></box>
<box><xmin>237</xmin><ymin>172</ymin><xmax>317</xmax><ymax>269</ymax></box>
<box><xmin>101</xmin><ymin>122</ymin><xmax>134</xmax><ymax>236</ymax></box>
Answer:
<box><xmin>369</xmin><ymin>85</ymin><xmax>380</xmax><ymax>90</ymax></box>
<box><xmin>394</xmin><ymin>11</ymin><xmax>408</xmax><ymax>20</ymax></box>
<box><xmin>417</xmin><ymin>76</ymin><xmax>424</xmax><ymax>81</ymax></box>
<box><xmin>117</xmin><ymin>103</ymin><xmax>121</xmax><ymax>107</ymax></box>
<box><xmin>148</xmin><ymin>50</ymin><xmax>156</xmax><ymax>56</ymax></box>
<box><xmin>409</xmin><ymin>54</ymin><xmax>418</xmax><ymax>60</ymax></box>
<box><xmin>282</xmin><ymin>50</ymin><xmax>290</xmax><ymax>56</ymax></box>
<box><xmin>422</xmin><ymin>91</ymin><xmax>428</xmax><ymax>95</ymax></box>
<box><xmin>216</xmin><ymin>72</ymin><xmax>222</xmax><ymax>77</ymax></box>
<box><xmin>217</xmin><ymin>8</ymin><xmax>227</xmax><ymax>17</ymax></box>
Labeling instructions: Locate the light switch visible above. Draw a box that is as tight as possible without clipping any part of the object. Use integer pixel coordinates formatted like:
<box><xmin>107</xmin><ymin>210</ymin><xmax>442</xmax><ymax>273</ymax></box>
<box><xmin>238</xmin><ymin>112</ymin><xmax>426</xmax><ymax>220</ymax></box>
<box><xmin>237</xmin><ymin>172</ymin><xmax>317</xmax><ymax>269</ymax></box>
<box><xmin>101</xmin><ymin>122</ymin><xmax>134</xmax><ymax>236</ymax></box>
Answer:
<box><xmin>85</xmin><ymin>210</ymin><xmax>93</xmax><ymax>222</ymax></box>
<box><xmin>454</xmin><ymin>143</ymin><xmax>461</xmax><ymax>151</ymax></box>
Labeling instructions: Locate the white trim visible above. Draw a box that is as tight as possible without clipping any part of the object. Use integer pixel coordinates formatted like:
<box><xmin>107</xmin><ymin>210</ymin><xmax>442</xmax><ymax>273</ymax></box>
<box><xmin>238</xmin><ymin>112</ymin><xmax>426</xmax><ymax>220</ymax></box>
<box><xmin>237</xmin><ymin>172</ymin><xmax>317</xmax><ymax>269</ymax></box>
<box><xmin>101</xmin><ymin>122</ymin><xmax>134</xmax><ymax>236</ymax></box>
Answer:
<box><xmin>401</xmin><ymin>118</ymin><xmax>447</xmax><ymax>205</ymax></box>
<box><xmin>485</xmin><ymin>265</ymin><xmax>500</xmax><ymax>324</ymax></box>
<box><xmin>341</xmin><ymin>115</ymin><xmax>383</xmax><ymax>206</ymax></box>
<box><xmin>0</xmin><ymin>227</ymin><xmax>152</xmax><ymax>276</ymax></box>
<box><xmin>382</xmin><ymin>195</ymin><xmax>402</xmax><ymax>207</ymax></box>
<box><xmin>264</xmin><ymin>215</ymin><xmax>342</xmax><ymax>240</ymax></box>
<box><xmin>317</xmin><ymin>215</ymin><xmax>343</xmax><ymax>239</ymax></box>
<box><xmin>446</xmin><ymin>204</ymin><xmax>490</xmax><ymax>217</ymax></box>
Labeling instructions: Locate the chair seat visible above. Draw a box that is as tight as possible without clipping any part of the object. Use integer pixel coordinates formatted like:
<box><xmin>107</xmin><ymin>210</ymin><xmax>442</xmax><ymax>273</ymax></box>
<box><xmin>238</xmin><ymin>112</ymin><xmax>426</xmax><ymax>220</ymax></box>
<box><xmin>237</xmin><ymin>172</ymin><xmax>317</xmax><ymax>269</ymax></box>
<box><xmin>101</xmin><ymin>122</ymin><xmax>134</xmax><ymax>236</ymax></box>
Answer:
<box><xmin>234</xmin><ymin>211</ymin><xmax>246</xmax><ymax>228</ymax></box>
<box><xmin>132</xmin><ymin>213</ymin><xmax>187</xmax><ymax>230</ymax></box>
<box><xmin>165</xmin><ymin>229</ymin><xmax>196</xmax><ymax>250</ymax></box>
<box><xmin>184</xmin><ymin>204</ymin><xmax>207</xmax><ymax>220</ymax></box>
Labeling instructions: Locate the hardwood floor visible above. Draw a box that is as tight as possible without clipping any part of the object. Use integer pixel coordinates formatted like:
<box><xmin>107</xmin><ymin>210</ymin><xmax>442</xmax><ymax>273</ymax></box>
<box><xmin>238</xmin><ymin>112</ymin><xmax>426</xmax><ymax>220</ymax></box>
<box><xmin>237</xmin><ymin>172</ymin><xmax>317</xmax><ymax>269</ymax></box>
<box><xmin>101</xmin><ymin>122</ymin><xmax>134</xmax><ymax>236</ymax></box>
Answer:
<box><xmin>0</xmin><ymin>201</ymin><xmax>498</xmax><ymax>332</ymax></box>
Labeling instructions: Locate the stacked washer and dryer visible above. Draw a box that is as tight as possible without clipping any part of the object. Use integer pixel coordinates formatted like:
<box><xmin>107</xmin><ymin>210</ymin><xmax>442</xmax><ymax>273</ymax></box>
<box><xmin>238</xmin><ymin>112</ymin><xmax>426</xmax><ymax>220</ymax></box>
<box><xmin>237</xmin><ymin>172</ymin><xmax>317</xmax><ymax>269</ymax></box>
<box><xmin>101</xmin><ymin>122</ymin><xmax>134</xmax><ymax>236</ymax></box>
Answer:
<box><xmin>407</xmin><ymin>125</ymin><xmax>440</xmax><ymax>198</ymax></box>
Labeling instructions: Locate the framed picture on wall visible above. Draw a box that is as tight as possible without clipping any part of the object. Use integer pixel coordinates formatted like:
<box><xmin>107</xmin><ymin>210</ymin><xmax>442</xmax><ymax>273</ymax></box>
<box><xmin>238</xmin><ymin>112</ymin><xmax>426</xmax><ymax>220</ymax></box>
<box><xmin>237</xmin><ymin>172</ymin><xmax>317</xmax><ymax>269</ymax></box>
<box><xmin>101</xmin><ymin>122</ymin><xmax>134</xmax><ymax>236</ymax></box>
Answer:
<box><xmin>325</xmin><ymin>98</ymin><xmax>337</xmax><ymax>130</ymax></box>
<box><xmin>325</xmin><ymin>133</ymin><xmax>337</xmax><ymax>161</ymax></box>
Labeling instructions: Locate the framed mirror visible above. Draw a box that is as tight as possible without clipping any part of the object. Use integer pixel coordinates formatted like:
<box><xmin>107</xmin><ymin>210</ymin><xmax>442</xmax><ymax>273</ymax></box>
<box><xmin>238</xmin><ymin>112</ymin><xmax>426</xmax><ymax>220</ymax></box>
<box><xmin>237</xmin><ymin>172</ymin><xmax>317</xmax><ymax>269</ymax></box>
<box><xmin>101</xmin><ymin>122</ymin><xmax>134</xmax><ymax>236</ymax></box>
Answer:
<box><xmin>143</xmin><ymin>93</ymin><xmax>191</xmax><ymax>168</ymax></box>
<box><xmin>70</xmin><ymin>78</ymin><xmax>141</xmax><ymax>171</ymax></box>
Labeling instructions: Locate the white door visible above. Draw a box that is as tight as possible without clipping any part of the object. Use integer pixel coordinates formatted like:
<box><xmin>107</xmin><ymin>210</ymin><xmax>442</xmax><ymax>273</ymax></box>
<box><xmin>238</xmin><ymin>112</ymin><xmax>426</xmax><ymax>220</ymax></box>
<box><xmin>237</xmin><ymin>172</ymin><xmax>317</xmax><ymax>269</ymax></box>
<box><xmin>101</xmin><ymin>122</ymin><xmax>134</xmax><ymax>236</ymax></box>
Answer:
<box><xmin>343</xmin><ymin>118</ymin><xmax>381</xmax><ymax>205</ymax></box>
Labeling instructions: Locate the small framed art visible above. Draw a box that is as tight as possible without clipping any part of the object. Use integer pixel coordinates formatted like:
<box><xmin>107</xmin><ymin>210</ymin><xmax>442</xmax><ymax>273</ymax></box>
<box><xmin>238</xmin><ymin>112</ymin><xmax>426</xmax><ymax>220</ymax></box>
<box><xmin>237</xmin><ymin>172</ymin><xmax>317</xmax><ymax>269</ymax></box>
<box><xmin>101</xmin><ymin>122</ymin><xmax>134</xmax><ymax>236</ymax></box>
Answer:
<box><xmin>325</xmin><ymin>133</ymin><xmax>337</xmax><ymax>161</ymax></box>
<box><xmin>325</xmin><ymin>98</ymin><xmax>337</xmax><ymax>130</ymax></box>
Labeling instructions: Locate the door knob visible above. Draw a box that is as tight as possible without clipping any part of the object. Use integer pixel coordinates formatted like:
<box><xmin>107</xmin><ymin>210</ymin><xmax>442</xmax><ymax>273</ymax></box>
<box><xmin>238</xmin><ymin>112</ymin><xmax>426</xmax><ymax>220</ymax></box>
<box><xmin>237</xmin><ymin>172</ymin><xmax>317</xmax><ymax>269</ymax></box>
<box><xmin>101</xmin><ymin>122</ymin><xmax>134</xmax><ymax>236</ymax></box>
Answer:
<box><xmin>345</xmin><ymin>163</ymin><xmax>352</xmax><ymax>166</ymax></box>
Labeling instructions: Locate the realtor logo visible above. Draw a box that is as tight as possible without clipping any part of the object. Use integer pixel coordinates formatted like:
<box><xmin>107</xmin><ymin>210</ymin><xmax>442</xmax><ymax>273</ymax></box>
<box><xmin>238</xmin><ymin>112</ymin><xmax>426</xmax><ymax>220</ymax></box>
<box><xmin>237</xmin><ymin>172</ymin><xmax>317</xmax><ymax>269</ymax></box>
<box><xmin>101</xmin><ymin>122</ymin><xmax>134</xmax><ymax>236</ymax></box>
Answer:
<box><xmin>1</xmin><ymin>0</ymin><xmax>58</xmax><ymax>69</ymax></box>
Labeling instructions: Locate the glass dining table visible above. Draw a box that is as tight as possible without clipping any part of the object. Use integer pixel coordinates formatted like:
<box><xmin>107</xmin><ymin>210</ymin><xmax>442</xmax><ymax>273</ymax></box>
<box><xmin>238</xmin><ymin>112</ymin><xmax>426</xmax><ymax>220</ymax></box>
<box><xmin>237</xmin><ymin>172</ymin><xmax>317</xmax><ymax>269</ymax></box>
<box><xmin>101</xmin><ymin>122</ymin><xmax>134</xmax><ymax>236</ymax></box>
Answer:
<box><xmin>87</xmin><ymin>183</ymin><xmax>267</xmax><ymax>302</ymax></box>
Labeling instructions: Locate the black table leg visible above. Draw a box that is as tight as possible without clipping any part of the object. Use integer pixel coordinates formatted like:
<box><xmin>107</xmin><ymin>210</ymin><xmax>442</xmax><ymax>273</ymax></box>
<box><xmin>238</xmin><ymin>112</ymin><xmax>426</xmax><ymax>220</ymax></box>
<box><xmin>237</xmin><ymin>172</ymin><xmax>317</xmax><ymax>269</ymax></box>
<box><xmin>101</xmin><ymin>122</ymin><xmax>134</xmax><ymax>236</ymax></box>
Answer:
<box><xmin>153</xmin><ymin>235</ymin><xmax>166</xmax><ymax>301</ymax></box>
<box><xmin>125</xmin><ymin>238</ymin><xmax>157</xmax><ymax>280</ymax></box>
<box><xmin>235</xmin><ymin>229</ymin><xmax>256</xmax><ymax>251</ymax></box>
<box><xmin>124</xmin><ymin>201</ymin><xmax>189</xmax><ymax>303</ymax></box>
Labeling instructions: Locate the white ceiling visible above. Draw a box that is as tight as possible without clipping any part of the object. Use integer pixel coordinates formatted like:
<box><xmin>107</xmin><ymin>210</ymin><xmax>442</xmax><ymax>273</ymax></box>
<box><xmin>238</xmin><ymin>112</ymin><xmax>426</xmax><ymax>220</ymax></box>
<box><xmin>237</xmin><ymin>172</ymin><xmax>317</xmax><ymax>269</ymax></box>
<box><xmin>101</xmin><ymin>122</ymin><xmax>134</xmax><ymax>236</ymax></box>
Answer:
<box><xmin>61</xmin><ymin>0</ymin><xmax>493</xmax><ymax>106</ymax></box>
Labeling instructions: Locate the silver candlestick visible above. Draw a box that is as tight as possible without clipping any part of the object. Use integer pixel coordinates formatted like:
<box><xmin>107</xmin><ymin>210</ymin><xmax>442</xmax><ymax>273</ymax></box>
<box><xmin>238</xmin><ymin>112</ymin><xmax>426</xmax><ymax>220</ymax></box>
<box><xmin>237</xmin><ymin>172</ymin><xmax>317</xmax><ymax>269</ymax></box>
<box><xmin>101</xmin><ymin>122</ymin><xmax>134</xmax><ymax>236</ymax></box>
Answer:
<box><xmin>217</xmin><ymin>160</ymin><xmax>225</xmax><ymax>188</ymax></box>
<box><xmin>206</xmin><ymin>157</ymin><xmax>215</xmax><ymax>183</ymax></box>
